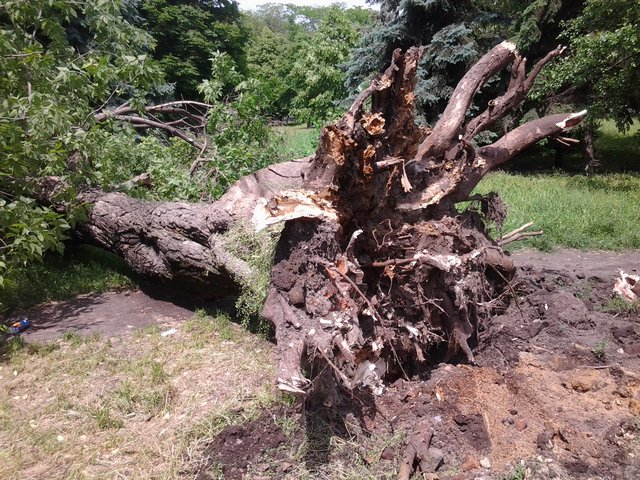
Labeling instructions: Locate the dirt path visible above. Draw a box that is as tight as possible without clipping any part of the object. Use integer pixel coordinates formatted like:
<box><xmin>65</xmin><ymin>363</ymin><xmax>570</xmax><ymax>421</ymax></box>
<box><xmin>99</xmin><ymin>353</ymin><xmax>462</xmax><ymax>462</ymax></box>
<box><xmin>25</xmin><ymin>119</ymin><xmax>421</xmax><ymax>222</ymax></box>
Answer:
<box><xmin>512</xmin><ymin>249</ymin><xmax>640</xmax><ymax>279</ymax></box>
<box><xmin>8</xmin><ymin>290</ymin><xmax>195</xmax><ymax>343</ymax></box>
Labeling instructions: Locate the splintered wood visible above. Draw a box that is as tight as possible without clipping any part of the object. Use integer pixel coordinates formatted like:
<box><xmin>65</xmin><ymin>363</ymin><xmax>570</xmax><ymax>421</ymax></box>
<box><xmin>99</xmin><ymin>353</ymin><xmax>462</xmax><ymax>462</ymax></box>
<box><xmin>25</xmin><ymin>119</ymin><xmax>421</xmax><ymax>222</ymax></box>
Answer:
<box><xmin>259</xmin><ymin>42</ymin><xmax>586</xmax><ymax>408</ymax></box>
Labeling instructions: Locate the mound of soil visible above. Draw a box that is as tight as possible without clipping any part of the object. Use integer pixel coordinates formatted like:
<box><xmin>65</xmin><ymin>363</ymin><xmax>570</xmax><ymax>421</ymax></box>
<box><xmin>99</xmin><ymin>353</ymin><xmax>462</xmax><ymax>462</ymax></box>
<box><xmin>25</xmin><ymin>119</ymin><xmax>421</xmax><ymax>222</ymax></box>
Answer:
<box><xmin>203</xmin><ymin>252</ymin><xmax>640</xmax><ymax>479</ymax></box>
<box><xmin>198</xmin><ymin>406</ymin><xmax>295</xmax><ymax>480</ymax></box>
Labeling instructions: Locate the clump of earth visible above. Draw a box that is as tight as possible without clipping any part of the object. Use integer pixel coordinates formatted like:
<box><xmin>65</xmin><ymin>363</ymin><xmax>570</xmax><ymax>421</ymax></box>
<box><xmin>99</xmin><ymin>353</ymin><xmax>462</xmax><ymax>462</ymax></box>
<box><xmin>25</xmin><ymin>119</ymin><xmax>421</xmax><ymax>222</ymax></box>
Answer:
<box><xmin>202</xmin><ymin>251</ymin><xmax>640</xmax><ymax>479</ymax></box>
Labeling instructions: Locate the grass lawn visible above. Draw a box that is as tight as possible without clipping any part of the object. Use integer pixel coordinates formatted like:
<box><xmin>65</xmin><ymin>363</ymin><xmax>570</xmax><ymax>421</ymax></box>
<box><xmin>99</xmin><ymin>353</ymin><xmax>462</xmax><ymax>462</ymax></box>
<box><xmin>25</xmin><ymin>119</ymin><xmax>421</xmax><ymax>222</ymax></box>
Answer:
<box><xmin>595</xmin><ymin>120</ymin><xmax>640</xmax><ymax>170</ymax></box>
<box><xmin>0</xmin><ymin>313</ymin><xmax>404</xmax><ymax>479</ymax></box>
<box><xmin>274</xmin><ymin>124</ymin><xmax>319</xmax><ymax>158</ymax></box>
<box><xmin>475</xmin><ymin>172</ymin><xmax>640</xmax><ymax>250</ymax></box>
<box><xmin>477</xmin><ymin>122</ymin><xmax>640</xmax><ymax>250</ymax></box>
<box><xmin>0</xmin><ymin>312</ymin><xmax>276</xmax><ymax>480</ymax></box>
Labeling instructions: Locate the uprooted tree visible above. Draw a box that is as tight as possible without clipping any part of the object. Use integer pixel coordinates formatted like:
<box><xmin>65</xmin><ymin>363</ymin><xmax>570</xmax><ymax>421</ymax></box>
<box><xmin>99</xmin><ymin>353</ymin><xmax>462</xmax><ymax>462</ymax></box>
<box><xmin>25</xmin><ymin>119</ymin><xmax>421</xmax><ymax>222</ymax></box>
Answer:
<box><xmin>55</xmin><ymin>42</ymin><xmax>585</xmax><ymax>404</ymax></box>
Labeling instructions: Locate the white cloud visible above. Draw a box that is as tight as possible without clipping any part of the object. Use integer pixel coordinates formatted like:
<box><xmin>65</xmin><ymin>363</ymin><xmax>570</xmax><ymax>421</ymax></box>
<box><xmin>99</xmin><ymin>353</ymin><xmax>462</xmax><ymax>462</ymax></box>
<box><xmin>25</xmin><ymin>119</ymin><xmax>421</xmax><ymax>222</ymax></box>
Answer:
<box><xmin>236</xmin><ymin>0</ymin><xmax>377</xmax><ymax>12</ymax></box>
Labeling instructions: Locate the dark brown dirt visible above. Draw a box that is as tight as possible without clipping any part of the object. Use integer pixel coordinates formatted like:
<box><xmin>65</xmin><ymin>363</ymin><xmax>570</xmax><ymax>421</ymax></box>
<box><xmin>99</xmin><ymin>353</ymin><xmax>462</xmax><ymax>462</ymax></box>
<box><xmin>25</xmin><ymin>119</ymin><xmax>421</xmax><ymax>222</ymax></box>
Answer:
<box><xmin>198</xmin><ymin>407</ymin><xmax>294</xmax><ymax>480</ymax></box>
<box><xmin>203</xmin><ymin>250</ymin><xmax>640</xmax><ymax>479</ymax></box>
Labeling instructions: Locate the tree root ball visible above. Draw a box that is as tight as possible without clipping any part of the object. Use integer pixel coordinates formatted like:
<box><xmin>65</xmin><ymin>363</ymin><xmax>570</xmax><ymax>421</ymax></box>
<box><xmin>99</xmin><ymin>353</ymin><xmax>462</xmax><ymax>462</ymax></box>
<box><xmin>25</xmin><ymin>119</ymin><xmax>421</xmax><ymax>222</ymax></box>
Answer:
<box><xmin>263</xmin><ymin>213</ymin><xmax>515</xmax><ymax>398</ymax></box>
<box><xmin>258</xmin><ymin>42</ymin><xmax>584</xmax><ymax>406</ymax></box>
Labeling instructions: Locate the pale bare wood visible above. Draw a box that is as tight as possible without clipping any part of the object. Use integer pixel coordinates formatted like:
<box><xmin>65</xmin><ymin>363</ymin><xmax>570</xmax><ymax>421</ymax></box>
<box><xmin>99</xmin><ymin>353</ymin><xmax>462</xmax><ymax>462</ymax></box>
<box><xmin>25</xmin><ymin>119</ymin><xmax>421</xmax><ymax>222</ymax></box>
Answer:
<box><xmin>499</xmin><ymin>230</ymin><xmax>544</xmax><ymax>246</ymax></box>
<box><xmin>499</xmin><ymin>222</ymin><xmax>534</xmax><ymax>241</ymax></box>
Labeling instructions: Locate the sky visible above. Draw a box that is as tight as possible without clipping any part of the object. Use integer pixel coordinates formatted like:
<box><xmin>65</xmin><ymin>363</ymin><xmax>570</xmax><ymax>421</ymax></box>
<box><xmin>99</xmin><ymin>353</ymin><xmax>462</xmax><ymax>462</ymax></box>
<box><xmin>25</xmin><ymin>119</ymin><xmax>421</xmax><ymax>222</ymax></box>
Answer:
<box><xmin>236</xmin><ymin>0</ymin><xmax>376</xmax><ymax>11</ymax></box>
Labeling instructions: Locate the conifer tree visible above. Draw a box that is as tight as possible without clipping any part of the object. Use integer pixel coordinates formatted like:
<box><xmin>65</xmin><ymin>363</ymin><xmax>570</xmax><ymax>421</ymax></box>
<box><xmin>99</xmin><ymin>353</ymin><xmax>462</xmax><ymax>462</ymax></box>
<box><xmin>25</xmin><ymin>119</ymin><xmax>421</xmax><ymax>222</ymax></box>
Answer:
<box><xmin>346</xmin><ymin>0</ymin><xmax>485</xmax><ymax>124</ymax></box>
<box><xmin>346</xmin><ymin>0</ymin><xmax>584</xmax><ymax>125</ymax></box>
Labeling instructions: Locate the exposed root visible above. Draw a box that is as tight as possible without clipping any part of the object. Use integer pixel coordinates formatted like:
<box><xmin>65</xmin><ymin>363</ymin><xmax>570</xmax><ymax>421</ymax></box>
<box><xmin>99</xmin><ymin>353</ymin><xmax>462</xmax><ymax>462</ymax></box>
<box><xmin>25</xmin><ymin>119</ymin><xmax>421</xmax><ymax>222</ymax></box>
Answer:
<box><xmin>498</xmin><ymin>222</ymin><xmax>544</xmax><ymax>246</ymax></box>
<box><xmin>263</xmin><ymin>216</ymin><xmax>514</xmax><ymax>401</ymax></box>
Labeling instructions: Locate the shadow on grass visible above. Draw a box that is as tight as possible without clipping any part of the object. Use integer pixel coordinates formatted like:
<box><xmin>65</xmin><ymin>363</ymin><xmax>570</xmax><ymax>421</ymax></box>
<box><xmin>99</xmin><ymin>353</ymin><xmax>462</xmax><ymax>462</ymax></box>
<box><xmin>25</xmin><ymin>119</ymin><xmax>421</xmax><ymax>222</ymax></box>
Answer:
<box><xmin>303</xmin><ymin>404</ymin><xmax>350</xmax><ymax>470</ymax></box>
<box><xmin>1</xmin><ymin>244</ymin><xmax>136</xmax><ymax>316</ymax></box>
<box><xmin>0</xmin><ymin>244</ymin><xmax>241</xmax><ymax>329</ymax></box>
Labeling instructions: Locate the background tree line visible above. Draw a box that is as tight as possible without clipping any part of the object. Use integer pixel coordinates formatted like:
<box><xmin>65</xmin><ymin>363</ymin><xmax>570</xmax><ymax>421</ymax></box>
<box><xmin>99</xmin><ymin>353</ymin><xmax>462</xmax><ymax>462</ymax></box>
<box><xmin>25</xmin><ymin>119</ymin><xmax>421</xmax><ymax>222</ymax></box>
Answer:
<box><xmin>1</xmin><ymin>0</ymin><xmax>638</xmax><ymax>291</ymax></box>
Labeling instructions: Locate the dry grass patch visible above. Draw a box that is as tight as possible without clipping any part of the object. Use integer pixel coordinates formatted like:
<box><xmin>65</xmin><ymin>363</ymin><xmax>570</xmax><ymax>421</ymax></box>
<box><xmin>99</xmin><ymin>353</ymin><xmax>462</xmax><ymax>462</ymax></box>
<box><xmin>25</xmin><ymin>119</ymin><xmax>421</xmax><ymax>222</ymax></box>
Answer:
<box><xmin>0</xmin><ymin>313</ymin><xmax>275</xmax><ymax>480</ymax></box>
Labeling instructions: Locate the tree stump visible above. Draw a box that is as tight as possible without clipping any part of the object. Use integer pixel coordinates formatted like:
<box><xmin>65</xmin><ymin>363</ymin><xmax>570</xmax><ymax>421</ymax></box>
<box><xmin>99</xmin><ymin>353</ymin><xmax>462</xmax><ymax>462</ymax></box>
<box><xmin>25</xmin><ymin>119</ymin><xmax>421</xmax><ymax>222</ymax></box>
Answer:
<box><xmin>259</xmin><ymin>43</ymin><xmax>586</xmax><ymax>403</ymax></box>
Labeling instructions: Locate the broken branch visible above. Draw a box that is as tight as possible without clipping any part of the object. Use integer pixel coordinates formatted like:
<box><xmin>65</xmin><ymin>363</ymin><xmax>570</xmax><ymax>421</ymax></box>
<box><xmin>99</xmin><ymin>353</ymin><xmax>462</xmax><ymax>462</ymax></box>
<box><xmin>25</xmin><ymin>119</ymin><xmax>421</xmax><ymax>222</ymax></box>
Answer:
<box><xmin>464</xmin><ymin>45</ymin><xmax>566</xmax><ymax>140</ymax></box>
<box><xmin>416</xmin><ymin>41</ymin><xmax>517</xmax><ymax>160</ymax></box>
<box><xmin>479</xmin><ymin>110</ymin><xmax>588</xmax><ymax>170</ymax></box>
<box><xmin>499</xmin><ymin>230</ymin><xmax>544</xmax><ymax>246</ymax></box>
<box><xmin>499</xmin><ymin>222</ymin><xmax>534</xmax><ymax>241</ymax></box>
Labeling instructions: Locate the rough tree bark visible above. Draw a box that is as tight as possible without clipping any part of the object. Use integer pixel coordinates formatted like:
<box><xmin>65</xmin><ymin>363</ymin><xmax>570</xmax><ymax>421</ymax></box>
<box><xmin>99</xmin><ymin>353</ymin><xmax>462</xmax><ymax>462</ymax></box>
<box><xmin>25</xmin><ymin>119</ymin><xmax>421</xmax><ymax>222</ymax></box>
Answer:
<box><xmin>68</xmin><ymin>42</ymin><xmax>585</xmax><ymax>402</ymax></box>
<box><xmin>67</xmin><ymin>158</ymin><xmax>310</xmax><ymax>294</ymax></box>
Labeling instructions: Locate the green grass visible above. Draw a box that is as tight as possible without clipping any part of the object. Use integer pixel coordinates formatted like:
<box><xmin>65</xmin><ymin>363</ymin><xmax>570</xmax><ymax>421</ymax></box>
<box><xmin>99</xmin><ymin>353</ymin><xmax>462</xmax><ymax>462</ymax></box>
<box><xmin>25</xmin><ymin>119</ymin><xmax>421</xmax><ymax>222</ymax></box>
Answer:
<box><xmin>92</xmin><ymin>403</ymin><xmax>124</xmax><ymax>430</ymax></box>
<box><xmin>592</xmin><ymin>339</ymin><xmax>608</xmax><ymax>361</ymax></box>
<box><xmin>602</xmin><ymin>297</ymin><xmax>640</xmax><ymax>314</ymax></box>
<box><xmin>185</xmin><ymin>309</ymin><xmax>237</xmax><ymax>344</ymax></box>
<box><xmin>501</xmin><ymin>463</ymin><xmax>527</xmax><ymax>480</ymax></box>
<box><xmin>511</xmin><ymin>119</ymin><xmax>640</xmax><ymax>172</ymax></box>
<box><xmin>474</xmin><ymin>172</ymin><xmax>640</xmax><ymax>250</ymax></box>
<box><xmin>275</xmin><ymin>124</ymin><xmax>320</xmax><ymax>158</ymax></box>
<box><xmin>0</xmin><ymin>244</ymin><xmax>136</xmax><ymax>314</ymax></box>
<box><xmin>222</xmin><ymin>223</ymin><xmax>280</xmax><ymax>333</ymax></box>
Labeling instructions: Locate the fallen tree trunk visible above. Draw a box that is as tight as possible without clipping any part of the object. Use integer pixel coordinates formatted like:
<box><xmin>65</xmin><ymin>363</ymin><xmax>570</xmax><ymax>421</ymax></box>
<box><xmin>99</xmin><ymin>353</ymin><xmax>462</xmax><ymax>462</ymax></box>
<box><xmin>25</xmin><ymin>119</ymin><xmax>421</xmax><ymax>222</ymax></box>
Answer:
<box><xmin>69</xmin><ymin>158</ymin><xmax>310</xmax><ymax>294</ymax></box>
<box><xmin>67</xmin><ymin>42</ymin><xmax>584</xmax><ymax>403</ymax></box>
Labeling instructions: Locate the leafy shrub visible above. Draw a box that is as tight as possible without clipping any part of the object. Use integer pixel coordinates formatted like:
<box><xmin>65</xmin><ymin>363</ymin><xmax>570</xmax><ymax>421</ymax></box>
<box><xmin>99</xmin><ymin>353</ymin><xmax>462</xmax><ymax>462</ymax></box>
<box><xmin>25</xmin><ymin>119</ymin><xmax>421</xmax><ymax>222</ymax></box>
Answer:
<box><xmin>87</xmin><ymin>128</ymin><xmax>209</xmax><ymax>201</ymax></box>
<box><xmin>0</xmin><ymin>0</ymin><xmax>160</xmax><ymax>284</ymax></box>
<box><xmin>85</xmin><ymin>53</ymin><xmax>283</xmax><ymax>203</ymax></box>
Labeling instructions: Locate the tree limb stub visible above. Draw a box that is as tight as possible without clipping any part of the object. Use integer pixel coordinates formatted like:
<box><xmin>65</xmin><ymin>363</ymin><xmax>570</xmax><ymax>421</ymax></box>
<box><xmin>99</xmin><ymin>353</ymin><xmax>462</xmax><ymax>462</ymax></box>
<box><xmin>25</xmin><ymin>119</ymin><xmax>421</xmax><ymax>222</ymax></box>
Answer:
<box><xmin>254</xmin><ymin>42</ymin><xmax>583</xmax><ymax>224</ymax></box>
<box><xmin>479</xmin><ymin>110</ymin><xmax>588</xmax><ymax>169</ymax></box>
<box><xmin>416</xmin><ymin>41</ymin><xmax>517</xmax><ymax>161</ymax></box>
<box><xmin>464</xmin><ymin>45</ymin><xmax>566</xmax><ymax>140</ymax></box>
